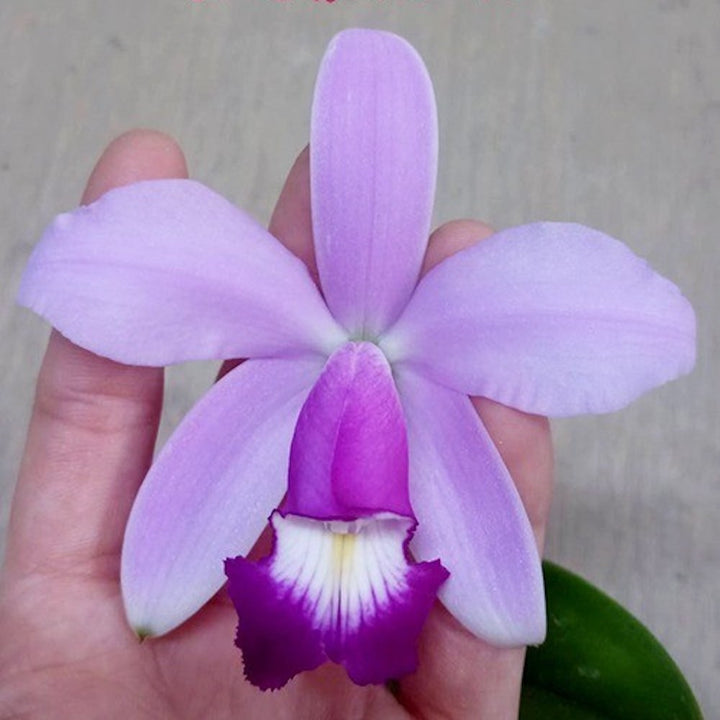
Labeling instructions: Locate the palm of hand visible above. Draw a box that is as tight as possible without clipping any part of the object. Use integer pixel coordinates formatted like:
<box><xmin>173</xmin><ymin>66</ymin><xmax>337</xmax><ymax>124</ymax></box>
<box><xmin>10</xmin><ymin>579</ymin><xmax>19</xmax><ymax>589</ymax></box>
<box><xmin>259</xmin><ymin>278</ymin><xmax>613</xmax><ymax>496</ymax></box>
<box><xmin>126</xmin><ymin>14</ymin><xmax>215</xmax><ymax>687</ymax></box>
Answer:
<box><xmin>0</xmin><ymin>131</ymin><xmax>552</xmax><ymax>720</ymax></box>
<box><xmin>1</xmin><ymin>563</ymin><xmax>407</xmax><ymax>718</ymax></box>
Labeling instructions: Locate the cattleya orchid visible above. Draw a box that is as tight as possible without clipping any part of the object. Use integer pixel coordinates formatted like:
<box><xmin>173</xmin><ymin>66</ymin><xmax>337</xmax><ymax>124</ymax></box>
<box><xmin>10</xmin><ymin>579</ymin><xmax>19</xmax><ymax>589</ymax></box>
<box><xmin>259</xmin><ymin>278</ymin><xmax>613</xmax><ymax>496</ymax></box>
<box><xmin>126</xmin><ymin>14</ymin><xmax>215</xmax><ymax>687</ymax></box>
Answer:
<box><xmin>19</xmin><ymin>29</ymin><xmax>694</xmax><ymax>690</ymax></box>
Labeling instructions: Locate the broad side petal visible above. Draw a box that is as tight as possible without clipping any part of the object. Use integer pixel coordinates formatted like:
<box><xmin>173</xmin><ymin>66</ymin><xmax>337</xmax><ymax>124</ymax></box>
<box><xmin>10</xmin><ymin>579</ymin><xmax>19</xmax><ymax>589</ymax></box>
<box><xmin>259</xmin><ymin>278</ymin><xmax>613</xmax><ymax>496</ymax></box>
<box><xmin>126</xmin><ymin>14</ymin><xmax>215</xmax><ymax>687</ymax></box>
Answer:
<box><xmin>311</xmin><ymin>29</ymin><xmax>437</xmax><ymax>337</ymax></box>
<box><xmin>384</xmin><ymin>223</ymin><xmax>696</xmax><ymax>416</ymax></box>
<box><xmin>395</xmin><ymin>368</ymin><xmax>545</xmax><ymax>646</ymax></box>
<box><xmin>121</xmin><ymin>355</ymin><xmax>323</xmax><ymax>637</ymax></box>
<box><xmin>18</xmin><ymin>179</ymin><xmax>346</xmax><ymax>365</ymax></box>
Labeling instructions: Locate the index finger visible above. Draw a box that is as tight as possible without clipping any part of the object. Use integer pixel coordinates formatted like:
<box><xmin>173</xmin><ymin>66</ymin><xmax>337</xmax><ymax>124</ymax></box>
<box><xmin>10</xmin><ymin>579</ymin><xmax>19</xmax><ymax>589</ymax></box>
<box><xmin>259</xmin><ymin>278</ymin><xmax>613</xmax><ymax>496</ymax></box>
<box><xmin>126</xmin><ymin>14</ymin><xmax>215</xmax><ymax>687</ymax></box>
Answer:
<box><xmin>5</xmin><ymin>130</ymin><xmax>187</xmax><ymax>581</ymax></box>
<box><xmin>263</xmin><ymin>153</ymin><xmax>555</xmax><ymax>716</ymax></box>
<box><xmin>397</xmin><ymin>220</ymin><xmax>554</xmax><ymax>720</ymax></box>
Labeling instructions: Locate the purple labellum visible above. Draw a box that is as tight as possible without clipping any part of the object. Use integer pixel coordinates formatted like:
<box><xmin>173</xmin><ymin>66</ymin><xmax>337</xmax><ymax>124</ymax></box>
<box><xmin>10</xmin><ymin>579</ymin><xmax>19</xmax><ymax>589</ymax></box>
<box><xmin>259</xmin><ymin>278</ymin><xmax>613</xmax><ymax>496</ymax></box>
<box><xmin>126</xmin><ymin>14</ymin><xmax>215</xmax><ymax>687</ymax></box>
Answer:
<box><xmin>226</xmin><ymin>514</ymin><xmax>447</xmax><ymax>690</ymax></box>
<box><xmin>226</xmin><ymin>343</ymin><xmax>448</xmax><ymax>689</ymax></box>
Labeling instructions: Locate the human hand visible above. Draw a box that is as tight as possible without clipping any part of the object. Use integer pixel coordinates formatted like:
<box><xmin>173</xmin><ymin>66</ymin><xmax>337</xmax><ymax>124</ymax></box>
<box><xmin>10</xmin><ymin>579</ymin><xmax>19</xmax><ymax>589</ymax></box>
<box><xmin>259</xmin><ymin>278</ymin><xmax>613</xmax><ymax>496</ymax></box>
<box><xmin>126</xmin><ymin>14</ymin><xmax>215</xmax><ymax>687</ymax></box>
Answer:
<box><xmin>0</xmin><ymin>130</ymin><xmax>553</xmax><ymax>720</ymax></box>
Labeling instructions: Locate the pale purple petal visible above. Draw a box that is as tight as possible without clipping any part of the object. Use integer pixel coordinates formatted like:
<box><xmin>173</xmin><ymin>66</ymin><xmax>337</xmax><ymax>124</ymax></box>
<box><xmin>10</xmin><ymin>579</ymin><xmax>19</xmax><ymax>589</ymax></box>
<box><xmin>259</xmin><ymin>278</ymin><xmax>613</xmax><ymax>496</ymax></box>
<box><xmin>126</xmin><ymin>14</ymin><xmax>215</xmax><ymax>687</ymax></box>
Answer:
<box><xmin>396</xmin><ymin>368</ymin><xmax>545</xmax><ymax>646</ymax></box>
<box><xmin>19</xmin><ymin>179</ymin><xmax>346</xmax><ymax>365</ymax></box>
<box><xmin>311</xmin><ymin>29</ymin><xmax>437</xmax><ymax>337</ymax></box>
<box><xmin>285</xmin><ymin>342</ymin><xmax>411</xmax><ymax>520</ymax></box>
<box><xmin>226</xmin><ymin>512</ymin><xmax>447</xmax><ymax>689</ymax></box>
<box><xmin>121</xmin><ymin>356</ymin><xmax>323</xmax><ymax>637</ymax></box>
<box><xmin>383</xmin><ymin>223</ymin><xmax>696</xmax><ymax>416</ymax></box>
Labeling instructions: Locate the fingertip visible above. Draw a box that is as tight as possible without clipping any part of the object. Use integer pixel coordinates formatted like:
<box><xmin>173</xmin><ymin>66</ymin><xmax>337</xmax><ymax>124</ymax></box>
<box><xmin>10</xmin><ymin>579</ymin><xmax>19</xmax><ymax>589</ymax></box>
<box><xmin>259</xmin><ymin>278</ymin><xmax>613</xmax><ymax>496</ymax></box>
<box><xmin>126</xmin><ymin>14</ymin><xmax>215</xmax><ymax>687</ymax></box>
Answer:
<box><xmin>400</xmin><ymin>601</ymin><xmax>526</xmax><ymax>719</ymax></box>
<box><xmin>422</xmin><ymin>219</ymin><xmax>494</xmax><ymax>275</ymax></box>
<box><xmin>82</xmin><ymin>129</ymin><xmax>189</xmax><ymax>204</ymax></box>
<box><xmin>269</xmin><ymin>145</ymin><xmax>318</xmax><ymax>281</ymax></box>
<box><xmin>216</xmin><ymin>146</ymin><xmax>316</xmax><ymax>383</ymax></box>
<box><xmin>472</xmin><ymin>397</ymin><xmax>554</xmax><ymax>548</ymax></box>
<box><xmin>423</xmin><ymin>218</ymin><xmax>554</xmax><ymax>547</ymax></box>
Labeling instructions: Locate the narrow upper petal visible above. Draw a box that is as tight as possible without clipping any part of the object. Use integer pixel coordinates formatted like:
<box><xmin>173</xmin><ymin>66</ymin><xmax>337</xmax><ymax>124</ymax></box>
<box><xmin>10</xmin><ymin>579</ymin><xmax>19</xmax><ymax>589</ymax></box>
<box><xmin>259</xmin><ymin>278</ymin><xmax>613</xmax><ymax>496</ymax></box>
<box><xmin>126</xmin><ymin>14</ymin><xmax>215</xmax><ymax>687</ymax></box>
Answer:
<box><xmin>285</xmin><ymin>342</ymin><xmax>411</xmax><ymax>520</ymax></box>
<box><xmin>395</xmin><ymin>368</ymin><xmax>545</xmax><ymax>646</ymax></box>
<box><xmin>121</xmin><ymin>355</ymin><xmax>323</xmax><ymax>637</ymax></box>
<box><xmin>311</xmin><ymin>29</ymin><xmax>437</xmax><ymax>337</ymax></box>
<box><xmin>383</xmin><ymin>223</ymin><xmax>696</xmax><ymax>416</ymax></box>
<box><xmin>19</xmin><ymin>179</ymin><xmax>346</xmax><ymax>366</ymax></box>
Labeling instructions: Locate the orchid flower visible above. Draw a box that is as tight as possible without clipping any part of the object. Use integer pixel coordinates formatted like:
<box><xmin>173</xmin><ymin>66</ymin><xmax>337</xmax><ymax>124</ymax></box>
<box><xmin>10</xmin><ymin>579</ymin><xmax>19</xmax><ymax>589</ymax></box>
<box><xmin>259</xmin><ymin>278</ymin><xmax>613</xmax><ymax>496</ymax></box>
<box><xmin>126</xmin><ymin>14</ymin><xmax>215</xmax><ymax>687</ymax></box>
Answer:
<box><xmin>18</xmin><ymin>29</ymin><xmax>695</xmax><ymax>690</ymax></box>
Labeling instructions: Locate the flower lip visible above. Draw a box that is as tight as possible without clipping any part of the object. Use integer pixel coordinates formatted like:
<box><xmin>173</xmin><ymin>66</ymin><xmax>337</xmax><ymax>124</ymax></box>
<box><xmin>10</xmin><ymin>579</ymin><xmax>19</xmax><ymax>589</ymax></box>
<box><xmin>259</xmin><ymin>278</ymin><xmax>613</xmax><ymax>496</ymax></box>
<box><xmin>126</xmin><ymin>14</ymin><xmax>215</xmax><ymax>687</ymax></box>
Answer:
<box><xmin>226</xmin><ymin>509</ymin><xmax>448</xmax><ymax>690</ymax></box>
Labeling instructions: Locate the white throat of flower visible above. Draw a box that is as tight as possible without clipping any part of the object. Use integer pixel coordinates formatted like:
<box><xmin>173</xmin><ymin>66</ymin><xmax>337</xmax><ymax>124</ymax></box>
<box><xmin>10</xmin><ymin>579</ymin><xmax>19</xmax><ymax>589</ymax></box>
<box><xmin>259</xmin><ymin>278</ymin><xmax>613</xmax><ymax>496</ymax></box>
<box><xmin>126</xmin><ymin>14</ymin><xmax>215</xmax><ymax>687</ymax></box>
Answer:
<box><xmin>269</xmin><ymin>512</ymin><xmax>413</xmax><ymax>635</ymax></box>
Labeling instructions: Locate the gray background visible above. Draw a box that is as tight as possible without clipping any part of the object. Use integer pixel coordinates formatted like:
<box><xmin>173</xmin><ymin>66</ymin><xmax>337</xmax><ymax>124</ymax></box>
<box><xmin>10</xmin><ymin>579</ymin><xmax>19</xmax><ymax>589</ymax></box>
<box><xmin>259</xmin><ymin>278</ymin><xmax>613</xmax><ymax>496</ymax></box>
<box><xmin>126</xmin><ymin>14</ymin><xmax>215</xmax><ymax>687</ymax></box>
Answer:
<box><xmin>1</xmin><ymin>0</ymin><xmax>717</xmax><ymax>715</ymax></box>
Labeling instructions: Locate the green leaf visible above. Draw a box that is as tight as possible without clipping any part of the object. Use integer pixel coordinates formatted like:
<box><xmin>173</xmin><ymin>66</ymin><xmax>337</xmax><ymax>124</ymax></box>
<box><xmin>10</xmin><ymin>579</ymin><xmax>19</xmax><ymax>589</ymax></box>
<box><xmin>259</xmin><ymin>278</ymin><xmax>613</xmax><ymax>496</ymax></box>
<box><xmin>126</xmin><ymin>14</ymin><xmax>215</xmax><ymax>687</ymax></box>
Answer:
<box><xmin>520</xmin><ymin>686</ymin><xmax>607</xmax><ymax>720</ymax></box>
<box><xmin>520</xmin><ymin>561</ymin><xmax>703</xmax><ymax>720</ymax></box>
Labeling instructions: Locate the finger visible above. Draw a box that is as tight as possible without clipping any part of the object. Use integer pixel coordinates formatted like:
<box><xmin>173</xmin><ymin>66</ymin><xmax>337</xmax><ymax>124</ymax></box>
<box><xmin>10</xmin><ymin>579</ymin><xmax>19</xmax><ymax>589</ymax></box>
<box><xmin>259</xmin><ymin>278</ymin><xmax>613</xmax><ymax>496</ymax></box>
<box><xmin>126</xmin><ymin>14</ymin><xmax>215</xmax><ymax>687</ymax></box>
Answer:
<box><xmin>217</xmin><ymin>146</ymin><xmax>316</xmax><ymax>383</ymax></box>
<box><xmin>5</xmin><ymin>130</ymin><xmax>188</xmax><ymax>581</ymax></box>
<box><xmin>398</xmin><ymin>220</ymin><xmax>554</xmax><ymax>720</ymax></box>
<box><xmin>267</xmin><ymin>146</ymin><xmax>318</xmax><ymax>283</ymax></box>
<box><xmin>220</xmin><ymin>149</ymin><xmax>394</xmax><ymax>703</ymax></box>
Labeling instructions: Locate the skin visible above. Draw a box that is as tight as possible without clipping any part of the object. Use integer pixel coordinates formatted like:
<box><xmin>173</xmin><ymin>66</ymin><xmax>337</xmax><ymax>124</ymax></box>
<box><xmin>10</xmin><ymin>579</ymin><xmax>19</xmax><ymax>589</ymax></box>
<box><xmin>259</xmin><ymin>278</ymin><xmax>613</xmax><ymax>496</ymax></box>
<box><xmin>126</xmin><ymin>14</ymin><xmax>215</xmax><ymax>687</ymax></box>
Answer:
<box><xmin>0</xmin><ymin>130</ymin><xmax>553</xmax><ymax>720</ymax></box>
